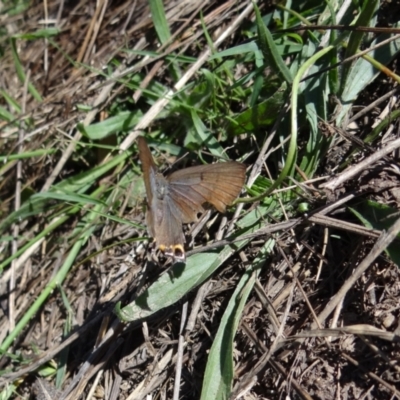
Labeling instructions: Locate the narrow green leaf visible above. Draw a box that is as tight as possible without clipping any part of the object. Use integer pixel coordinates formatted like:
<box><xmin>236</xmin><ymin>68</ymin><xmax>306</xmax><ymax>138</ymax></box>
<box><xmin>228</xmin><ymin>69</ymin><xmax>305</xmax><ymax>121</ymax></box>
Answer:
<box><xmin>253</xmin><ymin>2</ymin><xmax>292</xmax><ymax>84</ymax></box>
<box><xmin>0</xmin><ymin>152</ymin><xmax>129</xmax><ymax>234</ymax></box>
<box><xmin>0</xmin><ymin>149</ymin><xmax>57</xmax><ymax>162</ymax></box>
<box><xmin>340</xmin><ymin>0</ymin><xmax>379</xmax><ymax>93</ymax></box>
<box><xmin>337</xmin><ymin>31</ymin><xmax>400</xmax><ymax>123</ymax></box>
<box><xmin>10</xmin><ymin>38</ymin><xmax>42</xmax><ymax>102</ymax></box>
<box><xmin>189</xmin><ymin>110</ymin><xmax>225</xmax><ymax>157</ymax></box>
<box><xmin>0</xmin><ymin>89</ymin><xmax>21</xmax><ymax>114</ymax></box>
<box><xmin>201</xmin><ymin>240</ymin><xmax>274</xmax><ymax>399</ymax></box>
<box><xmin>78</xmin><ymin>110</ymin><xmax>142</xmax><ymax>140</ymax></box>
<box><xmin>33</xmin><ymin>191</ymin><xmax>107</xmax><ymax>206</ymax></box>
<box><xmin>13</xmin><ymin>28</ymin><xmax>60</xmax><ymax>40</ymax></box>
<box><xmin>228</xmin><ymin>82</ymin><xmax>287</xmax><ymax>135</ymax></box>
<box><xmin>149</xmin><ymin>0</ymin><xmax>171</xmax><ymax>45</ymax></box>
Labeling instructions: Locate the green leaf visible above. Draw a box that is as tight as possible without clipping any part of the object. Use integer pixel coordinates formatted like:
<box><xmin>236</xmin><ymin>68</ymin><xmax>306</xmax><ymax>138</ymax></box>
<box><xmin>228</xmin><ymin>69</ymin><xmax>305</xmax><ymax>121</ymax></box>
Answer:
<box><xmin>10</xmin><ymin>38</ymin><xmax>42</xmax><ymax>102</ymax></box>
<box><xmin>33</xmin><ymin>191</ymin><xmax>107</xmax><ymax>206</ymax></box>
<box><xmin>79</xmin><ymin>111</ymin><xmax>142</xmax><ymax>140</ymax></box>
<box><xmin>188</xmin><ymin>109</ymin><xmax>225</xmax><ymax>157</ymax></box>
<box><xmin>210</xmin><ymin>41</ymin><xmax>302</xmax><ymax>60</ymax></box>
<box><xmin>115</xmin><ymin>207</ymin><xmax>269</xmax><ymax>322</ymax></box>
<box><xmin>337</xmin><ymin>29</ymin><xmax>400</xmax><ymax>123</ymax></box>
<box><xmin>149</xmin><ymin>0</ymin><xmax>171</xmax><ymax>45</ymax></box>
<box><xmin>227</xmin><ymin>82</ymin><xmax>287</xmax><ymax>135</ymax></box>
<box><xmin>0</xmin><ymin>152</ymin><xmax>129</xmax><ymax>234</ymax></box>
<box><xmin>200</xmin><ymin>240</ymin><xmax>274</xmax><ymax>399</ymax></box>
<box><xmin>340</xmin><ymin>0</ymin><xmax>379</xmax><ymax>92</ymax></box>
<box><xmin>13</xmin><ymin>27</ymin><xmax>60</xmax><ymax>40</ymax></box>
<box><xmin>253</xmin><ymin>2</ymin><xmax>292</xmax><ymax>84</ymax></box>
<box><xmin>0</xmin><ymin>149</ymin><xmax>57</xmax><ymax>162</ymax></box>
<box><xmin>116</xmin><ymin>251</ymin><xmax>234</xmax><ymax>321</ymax></box>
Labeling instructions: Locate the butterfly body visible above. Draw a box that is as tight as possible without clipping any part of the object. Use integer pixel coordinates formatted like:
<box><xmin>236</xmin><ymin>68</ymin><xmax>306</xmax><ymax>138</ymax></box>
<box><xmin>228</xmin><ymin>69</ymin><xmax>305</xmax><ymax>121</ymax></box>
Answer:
<box><xmin>138</xmin><ymin>137</ymin><xmax>246</xmax><ymax>261</ymax></box>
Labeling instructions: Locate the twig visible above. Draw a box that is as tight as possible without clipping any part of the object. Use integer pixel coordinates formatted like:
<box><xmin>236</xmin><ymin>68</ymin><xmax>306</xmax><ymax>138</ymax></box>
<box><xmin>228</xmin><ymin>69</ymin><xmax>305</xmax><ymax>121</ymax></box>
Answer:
<box><xmin>173</xmin><ymin>301</ymin><xmax>188</xmax><ymax>400</ymax></box>
<box><xmin>312</xmin><ymin>216</ymin><xmax>400</xmax><ymax>329</ymax></box>
<box><xmin>186</xmin><ymin>282</ymin><xmax>211</xmax><ymax>333</ymax></box>
<box><xmin>321</xmin><ymin>137</ymin><xmax>400</xmax><ymax>191</ymax></box>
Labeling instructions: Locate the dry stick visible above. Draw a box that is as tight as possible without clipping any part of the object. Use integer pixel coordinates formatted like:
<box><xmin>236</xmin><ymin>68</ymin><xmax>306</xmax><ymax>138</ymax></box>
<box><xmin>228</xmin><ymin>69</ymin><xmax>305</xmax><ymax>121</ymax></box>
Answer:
<box><xmin>348</xmin><ymin>86</ymin><xmax>400</xmax><ymax>125</ymax></box>
<box><xmin>105</xmin><ymin>2</ymin><xmax>208</xmax><ymax>105</ymax></box>
<box><xmin>59</xmin><ymin>319</ymin><xmax>124</xmax><ymax>398</ymax></box>
<box><xmin>279</xmin><ymin>248</ymin><xmax>323</xmax><ymax>330</ymax></box>
<box><xmin>312</xmin><ymin>216</ymin><xmax>400</xmax><ymax>330</ymax></box>
<box><xmin>105</xmin><ymin>0</ymin><xmax>208</xmax><ymax>87</ymax></box>
<box><xmin>83</xmin><ymin>0</ymin><xmax>108</xmax><ymax>65</ymax></box>
<box><xmin>189</xmin><ymin>213</ymin><xmax>383</xmax><ymax>256</ymax></box>
<box><xmin>342</xmin><ymin>353</ymin><xmax>400</xmax><ymax>398</ymax></box>
<box><xmin>315</xmin><ymin>227</ymin><xmax>328</xmax><ymax>282</ymax></box>
<box><xmin>121</xmin><ymin>0</ymin><xmax>137</xmax><ymax>33</ymax></box>
<box><xmin>133</xmin><ymin>59</ymin><xmax>164</xmax><ymax>103</ymax></box>
<box><xmin>86</xmin><ymin>370</ymin><xmax>104</xmax><ymax>400</ymax></box>
<box><xmin>186</xmin><ymin>281</ymin><xmax>211</xmax><ymax>333</ymax></box>
<box><xmin>293</xmin><ymin>325</ymin><xmax>399</xmax><ymax>342</ymax></box>
<box><xmin>240</xmin><ymin>322</ymin><xmax>312</xmax><ymax>399</ymax></box>
<box><xmin>0</xmin><ymin>307</ymin><xmax>114</xmax><ymax>383</ymax></box>
<box><xmin>321</xmin><ymin>137</ymin><xmax>400</xmax><ymax>191</ymax></box>
<box><xmin>118</xmin><ymin>0</ymin><xmax>258</xmax><ymax>152</ymax></box>
<box><xmin>125</xmin><ymin>349</ymin><xmax>173</xmax><ymax>400</ymax></box>
<box><xmin>315</xmin><ymin>193</ymin><xmax>356</xmax><ymax>215</ymax></box>
<box><xmin>59</xmin><ymin>321</ymin><xmax>124</xmax><ymax>400</ymax></box>
<box><xmin>62</xmin><ymin>338</ymin><xmax>124</xmax><ymax>400</ymax></box>
<box><xmin>308</xmin><ymin>214</ymin><xmax>381</xmax><ymax>237</ymax></box>
<box><xmin>55</xmin><ymin>0</ymin><xmax>65</xmax><ymax>24</ymax></box>
<box><xmin>9</xmin><ymin>70</ymin><xmax>30</xmax><ymax>330</ymax></box>
<box><xmin>43</xmin><ymin>0</ymin><xmax>49</xmax><ymax>74</ymax></box>
<box><xmin>75</xmin><ymin>0</ymin><xmax>103</xmax><ymax>65</ymax></box>
<box><xmin>231</xmin><ymin>285</ymin><xmax>303</xmax><ymax>399</ymax></box>
<box><xmin>173</xmin><ymin>301</ymin><xmax>188</xmax><ymax>400</ymax></box>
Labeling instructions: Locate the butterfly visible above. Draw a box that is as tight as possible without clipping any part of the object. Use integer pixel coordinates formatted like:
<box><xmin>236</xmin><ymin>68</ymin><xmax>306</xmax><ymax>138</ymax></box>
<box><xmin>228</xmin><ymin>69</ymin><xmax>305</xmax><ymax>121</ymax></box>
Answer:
<box><xmin>137</xmin><ymin>137</ymin><xmax>246</xmax><ymax>261</ymax></box>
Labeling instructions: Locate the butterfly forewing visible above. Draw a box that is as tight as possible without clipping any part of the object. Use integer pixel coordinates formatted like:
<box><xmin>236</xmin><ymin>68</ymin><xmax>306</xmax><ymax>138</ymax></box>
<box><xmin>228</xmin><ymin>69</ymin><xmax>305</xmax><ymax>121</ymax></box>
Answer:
<box><xmin>137</xmin><ymin>136</ymin><xmax>157</xmax><ymax>207</ymax></box>
<box><xmin>167</xmin><ymin>162</ymin><xmax>246</xmax><ymax>220</ymax></box>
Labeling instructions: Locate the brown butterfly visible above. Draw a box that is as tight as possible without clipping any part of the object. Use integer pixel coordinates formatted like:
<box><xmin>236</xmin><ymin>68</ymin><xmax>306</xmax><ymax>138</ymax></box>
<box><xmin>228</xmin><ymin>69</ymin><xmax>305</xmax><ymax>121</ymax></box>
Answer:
<box><xmin>137</xmin><ymin>137</ymin><xmax>246</xmax><ymax>261</ymax></box>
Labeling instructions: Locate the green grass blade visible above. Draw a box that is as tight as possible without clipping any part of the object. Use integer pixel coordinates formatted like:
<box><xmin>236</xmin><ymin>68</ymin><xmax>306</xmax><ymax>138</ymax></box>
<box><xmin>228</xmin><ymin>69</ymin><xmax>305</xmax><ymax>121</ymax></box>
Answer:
<box><xmin>340</xmin><ymin>0</ymin><xmax>379</xmax><ymax>93</ymax></box>
<box><xmin>253</xmin><ymin>2</ymin><xmax>292</xmax><ymax>84</ymax></box>
<box><xmin>149</xmin><ymin>0</ymin><xmax>171</xmax><ymax>45</ymax></box>
<box><xmin>0</xmin><ymin>191</ymin><xmax>103</xmax><ymax>354</ymax></box>
<box><xmin>0</xmin><ymin>208</ymin><xmax>78</xmax><ymax>273</ymax></box>
<box><xmin>0</xmin><ymin>149</ymin><xmax>57</xmax><ymax>162</ymax></box>
<box><xmin>337</xmin><ymin>31</ymin><xmax>400</xmax><ymax>123</ymax></box>
<box><xmin>200</xmin><ymin>240</ymin><xmax>274</xmax><ymax>399</ymax></box>
<box><xmin>10</xmin><ymin>38</ymin><xmax>42</xmax><ymax>102</ymax></box>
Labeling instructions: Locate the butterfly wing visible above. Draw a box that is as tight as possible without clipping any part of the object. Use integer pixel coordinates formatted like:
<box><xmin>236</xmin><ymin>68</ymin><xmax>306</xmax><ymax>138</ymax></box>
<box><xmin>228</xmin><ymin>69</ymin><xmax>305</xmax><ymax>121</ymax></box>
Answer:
<box><xmin>150</xmin><ymin>193</ymin><xmax>186</xmax><ymax>260</ymax></box>
<box><xmin>167</xmin><ymin>162</ymin><xmax>246</xmax><ymax>223</ymax></box>
<box><xmin>137</xmin><ymin>137</ymin><xmax>186</xmax><ymax>260</ymax></box>
<box><xmin>137</xmin><ymin>136</ymin><xmax>157</xmax><ymax>208</ymax></box>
